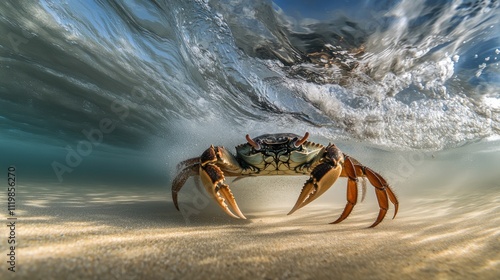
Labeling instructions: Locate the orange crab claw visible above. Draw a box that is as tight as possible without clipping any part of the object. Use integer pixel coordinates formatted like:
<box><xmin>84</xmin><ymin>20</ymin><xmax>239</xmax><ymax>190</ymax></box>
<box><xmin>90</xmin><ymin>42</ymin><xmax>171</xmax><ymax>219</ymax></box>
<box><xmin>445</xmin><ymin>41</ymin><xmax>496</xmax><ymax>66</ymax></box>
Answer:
<box><xmin>288</xmin><ymin>161</ymin><xmax>342</xmax><ymax>215</ymax></box>
<box><xmin>199</xmin><ymin>163</ymin><xmax>246</xmax><ymax>219</ymax></box>
<box><xmin>195</xmin><ymin>146</ymin><xmax>247</xmax><ymax>219</ymax></box>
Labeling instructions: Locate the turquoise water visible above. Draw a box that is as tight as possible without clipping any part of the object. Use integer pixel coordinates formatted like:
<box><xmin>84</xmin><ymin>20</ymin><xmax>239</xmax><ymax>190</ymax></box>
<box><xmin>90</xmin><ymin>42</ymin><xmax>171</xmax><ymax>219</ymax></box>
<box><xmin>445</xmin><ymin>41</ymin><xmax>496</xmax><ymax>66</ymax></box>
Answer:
<box><xmin>0</xmin><ymin>0</ymin><xmax>499</xmax><ymax>186</ymax></box>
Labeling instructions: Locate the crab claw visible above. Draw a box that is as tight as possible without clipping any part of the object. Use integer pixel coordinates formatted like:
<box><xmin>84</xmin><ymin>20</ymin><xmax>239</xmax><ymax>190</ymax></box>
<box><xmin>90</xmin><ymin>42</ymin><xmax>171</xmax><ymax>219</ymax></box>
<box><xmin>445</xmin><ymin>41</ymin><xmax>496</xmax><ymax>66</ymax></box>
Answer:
<box><xmin>199</xmin><ymin>163</ymin><xmax>246</xmax><ymax>219</ymax></box>
<box><xmin>288</xmin><ymin>161</ymin><xmax>342</xmax><ymax>215</ymax></box>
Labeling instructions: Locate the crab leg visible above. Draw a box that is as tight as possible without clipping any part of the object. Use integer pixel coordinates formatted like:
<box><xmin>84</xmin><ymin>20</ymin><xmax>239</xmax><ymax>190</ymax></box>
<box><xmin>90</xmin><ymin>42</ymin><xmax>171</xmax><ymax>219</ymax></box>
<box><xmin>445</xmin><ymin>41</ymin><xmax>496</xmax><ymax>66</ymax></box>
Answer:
<box><xmin>330</xmin><ymin>156</ymin><xmax>358</xmax><ymax>224</ymax></box>
<box><xmin>362</xmin><ymin>167</ymin><xmax>398</xmax><ymax>228</ymax></box>
<box><xmin>176</xmin><ymin>157</ymin><xmax>201</xmax><ymax>172</ymax></box>
<box><xmin>172</xmin><ymin>159</ymin><xmax>200</xmax><ymax>211</ymax></box>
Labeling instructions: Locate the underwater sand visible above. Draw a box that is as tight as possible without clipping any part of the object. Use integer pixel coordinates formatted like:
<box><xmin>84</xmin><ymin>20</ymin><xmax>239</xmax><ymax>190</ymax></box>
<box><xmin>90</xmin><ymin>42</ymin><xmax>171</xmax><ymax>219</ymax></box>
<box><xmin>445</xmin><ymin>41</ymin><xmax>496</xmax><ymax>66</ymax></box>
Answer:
<box><xmin>2</xmin><ymin>140</ymin><xmax>499</xmax><ymax>279</ymax></box>
<box><xmin>1</xmin><ymin>180</ymin><xmax>498</xmax><ymax>280</ymax></box>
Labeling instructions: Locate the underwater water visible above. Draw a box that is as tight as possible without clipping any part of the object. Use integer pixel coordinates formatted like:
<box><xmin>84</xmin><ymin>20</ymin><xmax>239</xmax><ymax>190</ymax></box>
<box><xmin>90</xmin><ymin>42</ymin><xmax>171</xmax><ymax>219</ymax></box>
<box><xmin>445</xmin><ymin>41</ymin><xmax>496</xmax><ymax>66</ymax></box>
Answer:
<box><xmin>1</xmin><ymin>0</ymin><xmax>499</xmax><ymax>176</ymax></box>
<box><xmin>0</xmin><ymin>0</ymin><xmax>499</xmax><ymax>278</ymax></box>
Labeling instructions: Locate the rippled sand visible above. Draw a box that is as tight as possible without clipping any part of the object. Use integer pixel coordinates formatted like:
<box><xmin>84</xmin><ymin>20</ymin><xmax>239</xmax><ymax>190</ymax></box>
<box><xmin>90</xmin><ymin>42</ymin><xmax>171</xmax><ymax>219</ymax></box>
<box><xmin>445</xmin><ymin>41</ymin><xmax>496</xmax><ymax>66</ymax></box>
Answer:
<box><xmin>2</xmin><ymin>178</ymin><xmax>499</xmax><ymax>280</ymax></box>
<box><xmin>2</xmin><ymin>140</ymin><xmax>499</xmax><ymax>279</ymax></box>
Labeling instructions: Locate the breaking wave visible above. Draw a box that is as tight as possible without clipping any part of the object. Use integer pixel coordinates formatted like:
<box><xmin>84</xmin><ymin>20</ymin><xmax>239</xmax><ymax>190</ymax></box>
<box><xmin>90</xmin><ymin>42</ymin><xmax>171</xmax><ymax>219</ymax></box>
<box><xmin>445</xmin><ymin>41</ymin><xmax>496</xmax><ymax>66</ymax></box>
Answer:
<box><xmin>1</xmin><ymin>0</ymin><xmax>499</xmax><ymax>182</ymax></box>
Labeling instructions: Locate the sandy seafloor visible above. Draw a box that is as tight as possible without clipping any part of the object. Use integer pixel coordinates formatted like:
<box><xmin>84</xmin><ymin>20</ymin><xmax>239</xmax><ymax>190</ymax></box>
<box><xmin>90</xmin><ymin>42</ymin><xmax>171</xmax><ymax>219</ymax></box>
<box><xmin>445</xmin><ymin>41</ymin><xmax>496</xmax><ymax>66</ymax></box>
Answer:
<box><xmin>2</xmin><ymin>140</ymin><xmax>500</xmax><ymax>280</ymax></box>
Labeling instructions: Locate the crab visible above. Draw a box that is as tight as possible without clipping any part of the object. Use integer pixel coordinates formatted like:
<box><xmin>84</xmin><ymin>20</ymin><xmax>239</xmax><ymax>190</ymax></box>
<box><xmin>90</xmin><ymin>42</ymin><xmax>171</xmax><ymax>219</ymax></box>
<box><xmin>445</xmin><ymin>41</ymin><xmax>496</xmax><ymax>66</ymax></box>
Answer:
<box><xmin>171</xmin><ymin>132</ymin><xmax>399</xmax><ymax>227</ymax></box>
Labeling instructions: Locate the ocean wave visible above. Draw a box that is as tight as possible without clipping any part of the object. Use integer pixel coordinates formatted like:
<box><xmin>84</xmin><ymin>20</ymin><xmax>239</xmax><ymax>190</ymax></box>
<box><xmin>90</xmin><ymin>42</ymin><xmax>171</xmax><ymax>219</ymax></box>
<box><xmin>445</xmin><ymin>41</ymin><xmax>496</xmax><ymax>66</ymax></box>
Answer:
<box><xmin>1</xmin><ymin>0</ymin><xmax>499</xmax><ymax>151</ymax></box>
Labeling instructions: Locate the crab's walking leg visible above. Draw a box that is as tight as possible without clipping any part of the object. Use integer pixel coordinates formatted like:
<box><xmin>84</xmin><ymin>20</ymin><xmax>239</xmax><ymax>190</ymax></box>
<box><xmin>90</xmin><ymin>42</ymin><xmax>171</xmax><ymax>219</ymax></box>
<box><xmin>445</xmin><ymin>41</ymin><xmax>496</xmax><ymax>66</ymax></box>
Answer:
<box><xmin>288</xmin><ymin>144</ymin><xmax>343</xmax><ymax>215</ymax></box>
<box><xmin>330</xmin><ymin>155</ymin><xmax>358</xmax><ymax>224</ymax></box>
<box><xmin>359</xmin><ymin>166</ymin><xmax>399</xmax><ymax>228</ymax></box>
<box><xmin>172</xmin><ymin>158</ymin><xmax>200</xmax><ymax>210</ymax></box>
<box><xmin>199</xmin><ymin>146</ymin><xmax>246</xmax><ymax>219</ymax></box>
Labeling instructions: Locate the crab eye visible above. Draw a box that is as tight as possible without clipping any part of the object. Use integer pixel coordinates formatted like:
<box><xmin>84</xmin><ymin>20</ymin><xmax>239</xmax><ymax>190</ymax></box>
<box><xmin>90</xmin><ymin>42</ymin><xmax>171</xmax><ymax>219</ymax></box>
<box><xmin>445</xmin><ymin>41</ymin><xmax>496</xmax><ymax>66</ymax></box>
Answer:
<box><xmin>246</xmin><ymin>134</ymin><xmax>261</xmax><ymax>150</ymax></box>
<box><xmin>293</xmin><ymin>132</ymin><xmax>310</xmax><ymax>147</ymax></box>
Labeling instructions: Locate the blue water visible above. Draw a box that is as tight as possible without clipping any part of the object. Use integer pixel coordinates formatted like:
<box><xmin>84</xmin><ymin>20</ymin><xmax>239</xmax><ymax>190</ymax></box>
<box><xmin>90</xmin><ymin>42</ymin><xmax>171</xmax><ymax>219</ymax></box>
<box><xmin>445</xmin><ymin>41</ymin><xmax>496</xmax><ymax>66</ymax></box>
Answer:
<box><xmin>0</xmin><ymin>0</ymin><xmax>499</xmax><ymax>184</ymax></box>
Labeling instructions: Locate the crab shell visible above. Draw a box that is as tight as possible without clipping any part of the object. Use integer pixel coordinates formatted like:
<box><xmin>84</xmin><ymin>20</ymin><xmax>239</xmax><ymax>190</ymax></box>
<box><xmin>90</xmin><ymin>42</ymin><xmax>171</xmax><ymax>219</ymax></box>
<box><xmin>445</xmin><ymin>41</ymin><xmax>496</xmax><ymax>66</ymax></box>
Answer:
<box><xmin>235</xmin><ymin>133</ymin><xmax>325</xmax><ymax>175</ymax></box>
